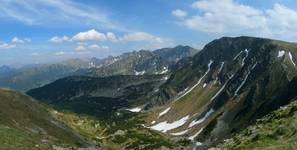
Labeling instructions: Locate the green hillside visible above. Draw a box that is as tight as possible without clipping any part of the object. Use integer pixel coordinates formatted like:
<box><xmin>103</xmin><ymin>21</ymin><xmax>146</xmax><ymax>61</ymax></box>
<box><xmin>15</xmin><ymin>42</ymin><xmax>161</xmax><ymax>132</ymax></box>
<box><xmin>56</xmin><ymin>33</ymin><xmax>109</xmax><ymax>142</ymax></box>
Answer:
<box><xmin>0</xmin><ymin>88</ymin><xmax>92</xmax><ymax>149</ymax></box>
<box><xmin>216</xmin><ymin>98</ymin><xmax>297</xmax><ymax>150</ymax></box>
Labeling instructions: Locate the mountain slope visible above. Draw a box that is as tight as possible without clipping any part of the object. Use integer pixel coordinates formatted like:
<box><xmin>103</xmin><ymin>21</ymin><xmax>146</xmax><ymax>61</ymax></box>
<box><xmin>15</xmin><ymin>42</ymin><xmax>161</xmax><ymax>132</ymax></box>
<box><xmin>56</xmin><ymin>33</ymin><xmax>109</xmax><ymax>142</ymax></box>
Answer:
<box><xmin>216</xmin><ymin>98</ymin><xmax>297</xmax><ymax>149</ymax></box>
<box><xmin>145</xmin><ymin>36</ymin><xmax>297</xmax><ymax>148</ymax></box>
<box><xmin>0</xmin><ymin>88</ymin><xmax>92</xmax><ymax>149</ymax></box>
<box><xmin>27</xmin><ymin>74</ymin><xmax>169</xmax><ymax>117</ymax></box>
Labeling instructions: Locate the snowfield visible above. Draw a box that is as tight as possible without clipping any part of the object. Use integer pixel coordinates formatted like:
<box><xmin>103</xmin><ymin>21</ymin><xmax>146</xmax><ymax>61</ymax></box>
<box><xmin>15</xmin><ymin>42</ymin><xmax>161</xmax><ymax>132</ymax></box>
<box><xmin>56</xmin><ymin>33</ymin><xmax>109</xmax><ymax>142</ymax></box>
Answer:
<box><xmin>189</xmin><ymin>109</ymin><xmax>214</xmax><ymax>128</ymax></box>
<box><xmin>158</xmin><ymin>107</ymin><xmax>171</xmax><ymax>117</ymax></box>
<box><xmin>289</xmin><ymin>52</ymin><xmax>296</xmax><ymax>67</ymax></box>
<box><xmin>278</xmin><ymin>50</ymin><xmax>285</xmax><ymax>58</ymax></box>
<box><xmin>126</xmin><ymin>107</ymin><xmax>142</xmax><ymax>112</ymax></box>
<box><xmin>170</xmin><ymin>129</ymin><xmax>189</xmax><ymax>136</ymax></box>
<box><xmin>150</xmin><ymin>115</ymin><xmax>190</xmax><ymax>132</ymax></box>
<box><xmin>134</xmin><ymin>70</ymin><xmax>146</xmax><ymax>75</ymax></box>
<box><xmin>188</xmin><ymin>127</ymin><xmax>204</xmax><ymax>141</ymax></box>
<box><xmin>175</xmin><ymin>60</ymin><xmax>214</xmax><ymax>101</ymax></box>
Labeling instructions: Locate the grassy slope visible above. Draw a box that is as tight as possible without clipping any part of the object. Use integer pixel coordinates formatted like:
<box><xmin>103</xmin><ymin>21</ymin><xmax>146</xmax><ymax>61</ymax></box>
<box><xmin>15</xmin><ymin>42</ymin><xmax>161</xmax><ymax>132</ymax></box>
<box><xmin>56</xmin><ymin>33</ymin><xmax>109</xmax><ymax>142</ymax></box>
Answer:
<box><xmin>49</xmin><ymin>108</ymin><xmax>190</xmax><ymax>150</ymax></box>
<box><xmin>216</xmin><ymin>99</ymin><xmax>297</xmax><ymax>150</ymax></box>
<box><xmin>0</xmin><ymin>88</ymin><xmax>89</xmax><ymax>149</ymax></box>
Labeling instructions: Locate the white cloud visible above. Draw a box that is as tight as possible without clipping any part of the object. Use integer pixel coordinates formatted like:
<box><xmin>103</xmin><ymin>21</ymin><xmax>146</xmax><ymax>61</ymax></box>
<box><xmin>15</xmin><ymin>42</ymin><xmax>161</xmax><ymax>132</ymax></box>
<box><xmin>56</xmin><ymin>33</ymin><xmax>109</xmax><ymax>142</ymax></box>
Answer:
<box><xmin>174</xmin><ymin>0</ymin><xmax>297</xmax><ymax>40</ymax></box>
<box><xmin>172</xmin><ymin>9</ymin><xmax>187</xmax><ymax>18</ymax></box>
<box><xmin>72</xmin><ymin>29</ymin><xmax>106</xmax><ymax>42</ymax></box>
<box><xmin>75</xmin><ymin>43</ymin><xmax>109</xmax><ymax>51</ymax></box>
<box><xmin>182</xmin><ymin>0</ymin><xmax>268</xmax><ymax>34</ymax></box>
<box><xmin>89</xmin><ymin>44</ymin><xmax>109</xmax><ymax>50</ymax></box>
<box><xmin>106</xmin><ymin>32</ymin><xmax>118</xmax><ymax>42</ymax></box>
<box><xmin>120</xmin><ymin>32</ymin><xmax>164</xmax><ymax>43</ymax></box>
<box><xmin>0</xmin><ymin>0</ymin><xmax>128</xmax><ymax>31</ymax></box>
<box><xmin>49</xmin><ymin>36</ymin><xmax>70</xmax><ymax>43</ymax></box>
<box><xmin>31</xmin><ymin>52</ymin><xmax>39</xmax><ymax>56</ymax></box>
<box><xmin>11</xmin><ymin>37</ymin><xmax>31</xmax><ymax>44</ymax></box>
<box><xmin>266</xmin><ymin>4</ymin><xmax>297</xmax><ymax>39</ymax></box>
<box><xmin>55</xmin><ymin>51</ymin><xmax>65</xmax><ymax>56</ymax></box>
<box><xmin>0</xmin><ymin>42</ymin><xmax>16</xmax><ymax>49</ymax></box>
<box><xmin>88</xmin><ymin>44</ymin><xmax>100</xmax><ymax>49</ymax></box>
<box><xmin>0</xmin><ymin>37</ymin><xmax>30</xmax><ymax>50</ymax></box>
<box><xmin>75</xmin><ymin>45</ymin><xmax>87</xmax><ymax>51</ymax></box>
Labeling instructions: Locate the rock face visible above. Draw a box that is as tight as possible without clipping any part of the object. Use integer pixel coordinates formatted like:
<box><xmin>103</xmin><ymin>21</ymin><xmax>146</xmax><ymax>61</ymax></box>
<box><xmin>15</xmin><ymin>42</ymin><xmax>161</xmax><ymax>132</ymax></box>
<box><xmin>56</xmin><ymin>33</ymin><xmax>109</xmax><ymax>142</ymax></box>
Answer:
<box><xmin>146</xmin><ymin>36</ymin><xmax>297</xmax><ymax>147</ymax></box>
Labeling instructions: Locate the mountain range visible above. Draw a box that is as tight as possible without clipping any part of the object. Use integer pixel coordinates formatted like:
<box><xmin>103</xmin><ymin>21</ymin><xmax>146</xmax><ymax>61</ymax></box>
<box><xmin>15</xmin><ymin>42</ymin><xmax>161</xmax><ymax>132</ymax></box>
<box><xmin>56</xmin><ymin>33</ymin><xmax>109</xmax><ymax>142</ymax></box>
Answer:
<box><xmin>0</xmin><ymin>45</ymin><xmax>197</xmax><ymax>92</ymax></box>
<box><xmin>1</xmin><ymin>36</ymin><xmax>297</xmax><ymax>149</ymax></box>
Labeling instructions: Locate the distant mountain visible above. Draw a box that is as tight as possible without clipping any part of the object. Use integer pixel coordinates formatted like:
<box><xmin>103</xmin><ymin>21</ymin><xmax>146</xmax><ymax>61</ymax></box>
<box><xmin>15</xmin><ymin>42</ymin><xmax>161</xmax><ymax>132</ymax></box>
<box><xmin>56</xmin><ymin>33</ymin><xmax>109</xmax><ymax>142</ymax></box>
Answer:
<box><xmin>143</xmin><ymin>36</ymin><xmax>297</xmax><ymax>148</ymax></box>
<box><xmin>27</xmin><ymin>74</ymin><xmax>169</xmax><ymax>118</ymax></box>
<box><xmin>0</xmin><ymin>59</ymin><xmax>92</xmax><ymax>91</ymax></box>
<box><xmin>0</xmin><ymin>88</ymin><xmax>93</xmax><ymax>149</ymax></box>
<box><xmin>78</xmin><ymin>45</ymin><xmax>198</xmax><ymax>77</ymax></box>
<box><xmin>0</xmin><ymin>65</ymin><xmax>15</xmax><ymax>75</ymax></box>
<box><xmin>0</xmin><ymin>46</ymin><xmax>197</xmax><ymax>91</ymax></box>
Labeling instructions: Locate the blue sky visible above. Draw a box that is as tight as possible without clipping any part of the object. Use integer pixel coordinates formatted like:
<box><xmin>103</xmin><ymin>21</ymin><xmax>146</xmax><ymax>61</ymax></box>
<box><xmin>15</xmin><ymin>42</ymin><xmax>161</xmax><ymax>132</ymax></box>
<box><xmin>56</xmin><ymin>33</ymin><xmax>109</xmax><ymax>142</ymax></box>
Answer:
<box><xmin>1</xmin><ymin>0</ymin><xmax>297</xmax><ymax>66</ymax></box>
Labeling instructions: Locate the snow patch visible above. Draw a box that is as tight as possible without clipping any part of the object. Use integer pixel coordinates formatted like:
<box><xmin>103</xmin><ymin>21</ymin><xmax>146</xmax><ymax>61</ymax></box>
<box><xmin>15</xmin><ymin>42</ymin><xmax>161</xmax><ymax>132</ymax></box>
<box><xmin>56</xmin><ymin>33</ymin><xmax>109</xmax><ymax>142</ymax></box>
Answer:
<box><xmin>151</xmin><ymin>121</ymin><xmax>156</xmax><ymax>124</ymax></box>
<box><xmin>210</xmin><ymin>82</ymin><xmax>227</xmax><ymax>102</ymax></box>
<box><xmin>278</xmin><ymin>50</ymin><xmax>285</xmax><ymax>58</ymax></box>
<box><xmin>175</xmin><ymin>60</ymin><xmax>214</xmax><ymax>101</ymax></box>
<box><xmin>150</xmin><ymin>115</ymin><xmax>190</xmax><ymax>133</ymax></box>
<box><xmin>233</xmin><ymin>51</ymin><xmax>243</xmax><ymax>60</ymax></box>
<box><xmin>159</xmin><ymin>66</ymin><xmax>169</xmax><ymax>74</ymax></box>
<box><xmin>189</xmin><ymin>109</ymin><xmax>214</xmax><ymax>128</ymax></box>
<box><xmin>211</xmin><ymin>74</ymin><xmax>234</xmax><ymax>102</ymax></box>
<box><xmin>242</xmin><ymin>49</ymin><xmax>249</xmax><ymax>66</ymax></box>
<box><xmin>188</xmin><ymin>127</ymin><xmax>204</xmax><ymax>141</ymax></box>
<box><xmin>218</xmin><ymin>62</ymin><xmax>225</xmax><ymax>74</ymax></box>
<box><xmin>234</xmin><ymin>63</ymin><xmax>257</xmax><ymax>96</ymax></box>
<box><xmin>170</xmin><ymin>129</ymin><xmax>189</xmax><ymax>136</ymax></box>
<box><xmin>163</xmin><ymin>76</ymin><xmax>169</xmax><ymax>81</ymax></box>
<box><xmin>158</xmin><ymin>107</ymin><xmax>171</xmax><ymax>117</ymax></box>
<box><xmin>126</xmin><ymin>107</ymin><xmax>142</xmax><ymax>112</ymax></box>
<box><xmin>203</xmin><ymin>83</ymin><xmax>207</xmax><ymax>88</ymax></box>
<box><xmin>289</xmin><ymin>52</ymin><xmax>296</xmax><ymax>67</ymax></box>
<box><xmin>134</xmin><ymin>70</ymin><xmax>146</xmax><ymax>75</ymax></box>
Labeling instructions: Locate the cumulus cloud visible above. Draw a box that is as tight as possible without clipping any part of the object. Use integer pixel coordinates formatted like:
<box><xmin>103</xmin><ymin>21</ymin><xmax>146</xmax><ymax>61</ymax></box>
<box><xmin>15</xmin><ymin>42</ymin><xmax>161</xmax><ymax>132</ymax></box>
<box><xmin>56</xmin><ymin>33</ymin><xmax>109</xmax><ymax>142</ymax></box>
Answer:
<box><xmin>89</xmin><ymin>44</ymin><xmax>109</xmax><ymax>50</ymax></box>
<box><xmin>51</xmin><ymin>29</ymin><xmax>172</xmax><ymax>51</ymax></box>
<box><xmin>0</xmin><ymin>37</ymin><xmax>31</xmax><ymax>50</ymax></box>
<box><xmin>120</xmin><ymin>32</ymin><xmax>164</xmax><ymax>43</ymax></box>
<box><xmin>106</xmin><ymin>32</ymin><xmax>118</xmax><ymax>42</ymax></box>
<box><xmin>173</xmin><ymin>0</ymin><xmax>297</xmax><ymax>40</ymax></box>
<box><xmin>49</xmin><ymin>36</ymin><xmax>70</xmax><ymax>43</ymax></box>
<box><xmin>75</xmin><ymin>43</ymin><xmax>109</xmax><ymax>51</ymax></box>
<box><xmin>11</xmin><ymin>37</ymin><xmax>31</xmax><ymax>44</ymax></box>
<box><xmin>75</xmin><ymin>45</ymin><xmax>87</xmax><ymax>51</ymax></box>
<box><xmin>172</xmin><ymin>9</ymin><xmax>187</xmax><ymax>18</ymax></box>
<box><xmin>72</xmin><ymin>29</ymin><xmax>106</xmax><ymax>42</ymax></box>
<box><xmin>0</xmin><ymin>42</ymin><xmax>16</xmax><ymax>49</ymax></box>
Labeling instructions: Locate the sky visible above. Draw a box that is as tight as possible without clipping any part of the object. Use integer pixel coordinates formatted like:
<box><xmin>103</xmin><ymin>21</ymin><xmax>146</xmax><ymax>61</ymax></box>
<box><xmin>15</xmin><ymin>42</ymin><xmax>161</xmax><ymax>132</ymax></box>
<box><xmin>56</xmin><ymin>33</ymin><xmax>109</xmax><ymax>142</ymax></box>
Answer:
<box><xmin>1</xmin><ymin>0</ymin><xmax>297</xmax><ymax>66</ymax></box>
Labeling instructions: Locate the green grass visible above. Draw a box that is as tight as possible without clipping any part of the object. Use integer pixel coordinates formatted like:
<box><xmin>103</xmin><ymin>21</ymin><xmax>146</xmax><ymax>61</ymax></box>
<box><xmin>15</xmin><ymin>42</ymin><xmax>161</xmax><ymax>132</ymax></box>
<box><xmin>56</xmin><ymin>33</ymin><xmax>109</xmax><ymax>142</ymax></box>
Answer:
<box><xmin>49</xmin><ymin>108</ymin><xmax>190</xmax><ymax>149</ymax></box>
<box><xmin>216</xmin><ymin>99</ymin><xmax>297</xmax><ymax>150</ymax></box>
